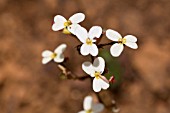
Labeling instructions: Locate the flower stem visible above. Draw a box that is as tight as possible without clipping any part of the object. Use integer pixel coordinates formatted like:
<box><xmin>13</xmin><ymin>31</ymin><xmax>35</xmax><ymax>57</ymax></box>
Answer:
<box><xmin>57</xmin><ymin>64</ymin><xmax>90</xmax><ymax>80</ymax></box>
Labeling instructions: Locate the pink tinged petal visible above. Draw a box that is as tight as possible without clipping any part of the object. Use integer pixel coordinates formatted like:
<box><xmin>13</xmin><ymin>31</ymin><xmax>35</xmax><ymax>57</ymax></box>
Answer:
<box><xmin>69</xmin><ymin>13</ymin><xmax>85</xmax><ymax>23</ymax></box>
<box><xmin>67</xmin><ymin>23</ymin><xmax>81</xmax><ymax>35</ymax></box>
<box><xmin>83</xmin><ymin>96</ymin><xmax>93</xmax><ymax>110</ymax></box>
<box><xmin>52</xmin><ymin>15</ymin><xmax>66</xmax><ymax>31</ymax></box>
<box><xmin>106</xmin><ymin>29</ymin><xmax>122</xmax><ymax>41</ymax></box>
<box><xmin>110</xmin><ymin>44</ymin><xmax>124</xmax><ymax>57</ymax></box>
<box><xmin>89</xmin><ymin>44</ymin><xmax>98</xmax><ymax>56</ymax></box>
<box><xmin>92</xmin><ymin>103</ymin><xmax>104</xmax><ymax>113</ymax></box>
<box><xmin>93</xmin><ymin>57</ymin><xmax>105</xmax><ymax>74</ymax></box>
<box><xmin>100</xmin><ymin>75</ymin><xmax>109</xmax><ymax>84</ymax></box>
<box><xmin>54</xmin><ymin>44</ymin><xmax>67</xmax><ymax>54</ymax></box>
<box><xmin>82</xmin><ymin>62</ymin><xmax>95</xmax><ymax>77</ymax></box>
<box><xmin>124</xmin><ymin>35</ymin><xmax>137</xmax><ymax>42</ymax></box>
<box><xmin>80</xmin><ymin>44</ymin><xmax>90</xmax><ymax>56</ymax></box>
<box><xmin>42</xmin><ymin>50</ymin><xmax>53</xmax><ymax>57</ymax></box>
<box><xmin>93</xmin><ymin>78</ymin><xmax>102</xmax><ymax>92</ymax></box>
<box><xmin>53</xmin><ymin>54</ymin><xmax>64</xmax><ymax>63</ymax></box>
<box><xmin>88</xmin><ymin>26</ymin><xmax>102</xmax><ymax>39</ymax></box>
<box><xmin>42</xmin><ymin>57</ymin><xmax>52</xmax><ymax>64</ymax></box>
<box><xmin>98</xmin><ymin>77</ymin><xmax>110</xmax><ymax>90</ymax></box>
<box><xmin>78</xmin><ymin>111</ymin><xmax>86</xmax><ymax>113</ymax></box>
<box><xmin>125</xmin><ymin>42</ymin><xmax>138</xmax><ymax>49</ymax></box>
<box><xmin>75</xmin><ymin>27</ymin><xmax>88</xmax><ymax>43</ymax></box>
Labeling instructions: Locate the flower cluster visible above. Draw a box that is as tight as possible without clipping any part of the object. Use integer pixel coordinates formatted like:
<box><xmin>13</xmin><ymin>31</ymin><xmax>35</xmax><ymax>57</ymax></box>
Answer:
<box><xmin>42</xmin><ymin>12</ymin><xmax>139</xmax><ymax>112</ymax></box>
<box><xmin>42</xmin><ymin>12</ymin><xmax>138</xmax><ymax>92</ymax></box>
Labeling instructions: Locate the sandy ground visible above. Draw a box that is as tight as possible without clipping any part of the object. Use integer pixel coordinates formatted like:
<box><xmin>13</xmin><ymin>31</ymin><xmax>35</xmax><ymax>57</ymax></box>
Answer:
<box><xmin>0</xmin><ymin>0</ymin><xmax>170</xmax><ymax>113</ymax></box>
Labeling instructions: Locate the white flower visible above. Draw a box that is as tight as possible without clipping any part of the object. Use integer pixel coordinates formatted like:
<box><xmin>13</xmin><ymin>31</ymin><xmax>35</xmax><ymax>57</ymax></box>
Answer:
<box><xmin>42</xmin><ymin>44</ymin><xmax>67</xmax><ymax>64</ymax></box>
<box><xmin>106</xmin><ymin>29</ymin><xmax>138</xmax><ymax>57</ymax></box>
<box><xmin>82</xmin><ymin>57</ymin><xmax>109</xmax><ymax>92</ymax></box>
<box><xmin>75</xmin><ymin>26</ymin><xmax>102</xmax><ymax>56</ymax></box>
<box><xmin>52</xmin><ymin>13</ymin><xmax>85</xmax><ymax>35</ymax></box>
<box><xmin>78</xmin><ymin>96</ymin><xmax>104</xmax><ymax>113</ymax></box>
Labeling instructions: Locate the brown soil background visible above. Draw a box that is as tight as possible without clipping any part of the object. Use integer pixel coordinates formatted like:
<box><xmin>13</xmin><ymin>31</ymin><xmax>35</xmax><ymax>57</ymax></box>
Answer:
<box><xmin>0</xmin><ymin>0</ymin><xmax>170</xmax><ymax>113</ymax></box>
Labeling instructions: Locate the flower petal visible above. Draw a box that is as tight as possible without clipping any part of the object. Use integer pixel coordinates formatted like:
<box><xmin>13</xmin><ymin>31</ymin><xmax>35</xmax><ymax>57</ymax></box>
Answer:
<box><xmin>78</xmin><ymin>111</ymin><xmax>86</xmax><ymax>113</ymax></box>
<box><xmin>42</xmin><ymin>57</ymin><xmax>52</xmax><ymax>64</ymax></box>
<box><xmin>53</xmin><ymin>54</ymin><xmax>64</xmax><ymax>63</ymax></box>
<box><xmin>54</xmin><ymin>44</ymin><xmax>67</xmax><ymax>54</ymax></box>
<box><xmin>75</xmin><ymin>27</ymin><xmax>88</xmax><ymax>43</ymax></box>
<box><xmin>93</xmin><ymin>57</ymin><xmax>105</xmax><ymax>74</ymax></box>
<box><xmin>98</xmin><ymin>77</ymin><xmax>110</xmax><ymax>90</ymax></box>
<box><xmin>83</xmin><ymin>96</ymin><xmax>93</xmax><ymax>110</ymax></box>
<box><xmin>42</xmin><ymin>50</ymin><xmax>53</xmax><ymax>57</ymax></box>
<box><xmin>124</xmin><ymin>35</ymin><xmax>137</xmax><ymax>42</ymax></box>
<box><xmin>88</xmin><ymin>26</ymin><xmax>102</xmax><ymax>39</ymax></box>
<box><xmin>52</xmin><ymin>15</ymin><xmax>66</xmax><ymax>31</ymax></box>
<box><xmin>93</xmin><ymin>78</ymin><xmax>102</xmax><ymax>92</ymax></box>
<box><xmin>106</xmin><ymin>29</ymin><xmax>122</xmax><ymax>41</ymax></box>
<box><xmin>67</xmin><ymin>23</ymin><xmax>81</xmax><ymax>35</ymax></box>
<box><xmin>69</xmin><ymin>13</ymin><xmax>85</xmax><ymax>23</ymax></box>
<box><xmin>80</xmin><ymin>44</ymin><xmax>90</xmax><ymax>56</ymax></box>
<box><xmin>82</xmin><ymin>61</ymin><xmax>95</xmax><ymax>77</ymax></box>
<box><xmin>110</xmin><ymin>44</ymin><xmax>124</xmax><ymax>57</ymax></box>
<box><xmin>125</xmin><ymin>42</ymin><xmax>138</xmax><ymax>49</ymax></box>
<box><xmin>92</xmin><ymin>103</ymin><xmax>104</xmax><ymax>113</ymax></box>
<box><xmin>89</xmin><ymin>44</ymin><xmax>98</xmax><ymax>56</ymax></box>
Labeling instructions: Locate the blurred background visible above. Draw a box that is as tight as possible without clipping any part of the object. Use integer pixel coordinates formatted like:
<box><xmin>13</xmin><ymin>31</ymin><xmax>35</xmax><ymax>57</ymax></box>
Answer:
<box><xmin>0</xmin><ymin>0</ymin><xmax>170</xmax><ymax>113</ymax></box>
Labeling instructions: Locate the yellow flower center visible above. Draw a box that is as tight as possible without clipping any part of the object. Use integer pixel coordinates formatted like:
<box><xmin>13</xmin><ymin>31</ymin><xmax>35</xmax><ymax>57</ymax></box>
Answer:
<box><xmin>64</xmin><ymin>20</ymin><xmax>72</xmax><ymax>27</ymax></box>
<box><xmin>86</xmin><ymin>38</ymin><xmax>93</xmax><ymax>45</ymax></box>
<box><xmin>94</xmin><ymin>72</ymin><xmax>101</xmax><ymax>79</ymax></box>
<box><xmin>86</xmin><ymin>109</ymin><xmax>92</xmax><ymax>113</ymax></box>
<box><xmin>51</xmin><ymin>53</ymin><xmax>57</xmax><ymax>59</ymax></box>
<box><xmin>63</xmin><ymin>20</ymin><xmax>72</xmax><ymax>34</ymax></box>
<box><xmin>118</xmin><ymin>38</ymin><xmax>126</xmax><ymax>44</ymax></box>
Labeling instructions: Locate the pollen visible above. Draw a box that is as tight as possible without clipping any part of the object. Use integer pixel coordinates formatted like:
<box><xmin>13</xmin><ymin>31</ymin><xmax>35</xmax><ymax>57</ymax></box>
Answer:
<box><xmin>64</xmin><ymin>20</ymin><xmax>72</xmax><ymax>27</ymax></box>
<box><xmin>51</xmin><ymin>53</ymin><xmax>57</xmax><ymax>59</ymax></box>
<box><xmin>118</xmin><ymin>38</ymin><xmax>126</xmax><ymax>44</ymax></box>
<box><xmin>94</xmin><ymin>72</ymin><xmax>100</xmax><ymax>79</ymax></box>
<box><xmin>86</xmin><ymin>38</ymin><xmax>93</xmax><ymax>45</ymax></box>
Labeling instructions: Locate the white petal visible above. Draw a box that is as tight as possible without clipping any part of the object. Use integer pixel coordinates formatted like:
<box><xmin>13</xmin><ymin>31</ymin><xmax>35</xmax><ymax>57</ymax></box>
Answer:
<box><xmin>110</xmin><ymin>44</ymin><xmax>124</xmax><ymax>57</ymax></box>
<box><xmin>42</xmin><ymin>50</ymin><xmax>53</xmax><ymax>57</ymax></box>
<box><xmin>53</xmin><ymin>54</ymin><xmax>64</xmax><ymax>63</ymax></box>
<box><xmin>80</xmin><ymin>44</ymin><xmax>90</xmax><ymax>56</ymax></box>
<box><xmin>98</xmin><ymin>77</ymin><xmax>110</xmax><ymax>90</ymax></box>
<box><xmin>88</xmin><ymin>26</ymin><xmax>102</xmax><ymax>39</ymax></box>
<box><xmin>52</xmin><ymin>15</ymin><xmax>66</xmax><ymax>31</ymax></box>
<box><xmin>124</xmin><ymin>35</ymin><xmax>137</xmax><ymax>42</ymax></box>
<box><xmin>54</xmin><ymin>44</ymin><xmax>67</xmax><ymax>54</ymax></box>
<box><xmin>93</xmin><ymin>78</ymin><xmax>102</xmax><ymax>92</ymax></box>
<box><xmin>42</xmin><ymin>57</ymin><xmax>52</xmax><ymax>64</ymax></box>
<box><xmin>78</xmin><ymin>111</ymin><xmax>86</xmax><ymax>113</ymax></box>
<box><xmin>83</xmin><ymin>96</ymin><xmax>93</xmax><ymax>110</ymax></box>
<box><xmin>106</xmin><ymin>29</ymin><xmax>122</xmax><ymax>41</ymax></box>
<box><xmin>75</xmin><ymin>27</ymin><xmax>88</xmax><ymax>43</ymax></box>
<box><xmin>67</xmin><ymin>23</ymin><xmax>81</xmax><ymax>35</ymax></box>
<box><xmin>92</xmin><ymin>103</ymin><xmax>104</xmax><ymax>113</ymax></box>
<box><xmin>93</xmin><ymin>57</ymin><xmax>105</xmax><ymax>74</ymax></box>
<box><xmin>69</xmin><ymin>13</ymin><xmax>85</xmax><ymax>23</ymax></box>
<box><xmin>89</xmin><ymin>44</ymin><xmax>98</xmax><ymax>56</ymax></box>
<box><xmin>82</xmin><ymin>62</ymin><xmax>95</xmax><ymax>77</ymax></box>
<box><xmin>125</xmin><ymin>42</ymin><xmax>138</xmax><ymax>49</ymax></box>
